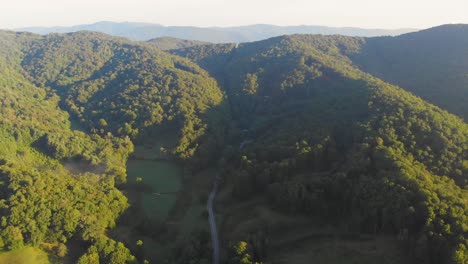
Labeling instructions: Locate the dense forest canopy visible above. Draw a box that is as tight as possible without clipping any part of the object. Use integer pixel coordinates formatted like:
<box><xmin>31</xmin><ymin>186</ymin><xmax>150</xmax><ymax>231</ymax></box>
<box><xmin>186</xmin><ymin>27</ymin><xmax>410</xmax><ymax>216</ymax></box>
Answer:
<box><xmin>351</xmin><ymin>24</ymin><xmax>468</xmax><ymax>120</ymax></box>
<box><xmin>0</xmin><ymin>24</ymin><xmax>466</xmax><ymax>264</ymax></box>
<box><xmin>146</xmin><ymin>37</ymin><xmax>210</xmax><ymax>51</ymax></box>
<box><xmin>19</xmin><ymin>31</ymin><xmax>226</xmax><ymax>160</ymax></box>
<box><xmin>174</xmin><ymin>25</ymin><xmax>468</xmax><ymax>121</ymax></box>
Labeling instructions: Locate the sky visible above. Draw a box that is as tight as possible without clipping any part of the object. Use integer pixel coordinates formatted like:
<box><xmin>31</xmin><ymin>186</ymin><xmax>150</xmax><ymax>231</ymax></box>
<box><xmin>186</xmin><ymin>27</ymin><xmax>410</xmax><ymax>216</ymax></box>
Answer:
<box><xmin>1</xmin><ymin>0</ymin><xmax>467</xmax><ymax>29</ymax></box>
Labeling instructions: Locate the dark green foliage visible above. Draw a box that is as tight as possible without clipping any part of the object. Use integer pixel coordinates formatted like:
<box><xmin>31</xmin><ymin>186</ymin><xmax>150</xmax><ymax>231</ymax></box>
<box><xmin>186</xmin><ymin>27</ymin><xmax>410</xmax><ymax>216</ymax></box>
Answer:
<box><xmin>172</xmin><ymin>43</ymin><xmax>237</xmax><ymax>86</ymax></box>
<box><xmin>147</xmin><ymin>37</ymin><xmax>210</xmax><ymax>51</ymax></box>
<box><xmin>350</xmin><ymin>25</ymin><xmax>468</xmax><ymax>120</ymax></box>
<box><xmin>177</xmin><ymin>25</ymin><xmax>468</xmax><ymax>122</ymax></box>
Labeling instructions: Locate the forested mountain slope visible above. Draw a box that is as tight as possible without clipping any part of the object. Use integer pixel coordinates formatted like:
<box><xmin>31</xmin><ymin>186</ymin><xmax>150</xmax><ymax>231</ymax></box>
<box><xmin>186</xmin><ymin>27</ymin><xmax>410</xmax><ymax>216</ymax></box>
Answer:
<box><xmin>350</xmin><ymin>24</ymin><xmax>468</xmax><ymax>120</ymax></box>
<box><xmin>173</xmin><ymin>33</ymin><xmax>468</xmax><ymax>264</ymax></box>
<box><xmin>175</xmin><ymin>24</ymin><xmax>468</xmax><ymax>121</ymax></box>
<box><xmin>19</xmin><ymin>31</ymin><xmax>226</xmax><ymax>160</ymax></box>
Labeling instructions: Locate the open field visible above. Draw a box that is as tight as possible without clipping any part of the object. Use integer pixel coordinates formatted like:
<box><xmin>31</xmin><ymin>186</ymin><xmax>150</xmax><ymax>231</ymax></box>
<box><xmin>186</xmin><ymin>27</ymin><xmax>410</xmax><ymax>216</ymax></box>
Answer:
<box><xmin>126</xmin><ymin>159</ymin><xmax>183</xmax><ymax>220</ymax></box>
<box><xmin>0</xmin><ymin>247</ymin><xmax>50</xmax><ymax>264</ymax></box>
<box><xmin>272</xmin><ymin>235</ymin><xmax>410</xmax><ymax>264</ymax></box>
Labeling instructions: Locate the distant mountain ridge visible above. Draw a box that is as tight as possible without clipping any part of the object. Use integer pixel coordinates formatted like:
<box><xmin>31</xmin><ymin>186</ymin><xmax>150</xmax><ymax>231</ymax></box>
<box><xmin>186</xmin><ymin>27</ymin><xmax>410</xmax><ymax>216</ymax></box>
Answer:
<box><xmin>17</xmin><ymin>21</ymin><xmax>417</xmax><ymax>43</ymax></box>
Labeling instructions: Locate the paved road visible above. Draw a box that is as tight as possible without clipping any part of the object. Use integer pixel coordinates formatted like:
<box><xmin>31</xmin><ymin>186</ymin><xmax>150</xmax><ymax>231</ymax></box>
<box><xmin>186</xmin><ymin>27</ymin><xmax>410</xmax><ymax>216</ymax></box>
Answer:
<box><xmin>207</xmin><ymin>179</ymin><xmax>220</xmax><ymax>264</ymax></box>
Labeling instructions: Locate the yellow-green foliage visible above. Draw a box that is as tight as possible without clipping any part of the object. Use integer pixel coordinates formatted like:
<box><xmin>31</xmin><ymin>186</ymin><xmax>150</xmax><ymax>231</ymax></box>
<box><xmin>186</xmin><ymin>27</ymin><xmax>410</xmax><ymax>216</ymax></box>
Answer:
<box><xmin>0</xmin><ymin>31</ymin><xmax>134</xmax><ymax>262</ymax></box>
<box><xmin>0</xmin><ymin>247</ymin><xmax>49</xmax><ymax>264</ymax></box>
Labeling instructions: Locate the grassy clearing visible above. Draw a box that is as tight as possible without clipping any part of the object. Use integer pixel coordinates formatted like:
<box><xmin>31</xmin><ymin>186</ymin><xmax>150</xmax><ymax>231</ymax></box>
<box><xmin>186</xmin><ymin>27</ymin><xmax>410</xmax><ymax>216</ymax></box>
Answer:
<box><xmin>126</xmin><ymin>159</ymin><xmax>183</xmax><ymax>220</ymax></box>
<box><xmin>0</xmin><ymin>247</ymin><xmax>50</xmax><ymax>264</ymax></box>
<box><xmin>151</xmin><ymin>168</ymin><xmax>215</xmax><ymax>260</ymax></box>
<box><xmin>114</xmin><ymin>137</ymin><xmax>216</xmax><ymax>263</ymax></box>
<box><xmin>114</xmin><ymin>167</ymin><xmax>215</xmax><ymax>263</ymax></box>
<box><xmin>273</xmin><ymin>236</ymin><xmax>409</xmax><ymax>264</ymax></box>
<box><xmin>171</xmin><ymin>168</ymin><xmax>216</xmax><ymax>235</ymax></box>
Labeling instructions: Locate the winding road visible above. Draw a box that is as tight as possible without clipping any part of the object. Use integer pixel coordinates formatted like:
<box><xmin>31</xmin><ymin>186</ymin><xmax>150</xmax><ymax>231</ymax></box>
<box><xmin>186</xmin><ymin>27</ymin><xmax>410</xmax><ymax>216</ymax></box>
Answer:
<box><xmin>207</xmin><ymin>178</ymin><xmax>220</xmax><ymax>264</ymax></box>
<box><xmin>208</xmin><ymin>127</ymin><xmax>250</xmax><ymax>263</ymax></box>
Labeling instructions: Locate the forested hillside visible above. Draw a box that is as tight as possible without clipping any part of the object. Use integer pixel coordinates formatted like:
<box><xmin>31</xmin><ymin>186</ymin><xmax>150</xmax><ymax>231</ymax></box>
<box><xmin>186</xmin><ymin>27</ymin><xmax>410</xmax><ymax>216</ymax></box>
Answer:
<box><xmin>174</xmin><ymin>24</ymin><xmax>468</xmax><ymax>121</ymax></box>
<box><xmin>147</xmin><ymin>37</ymin><xmax>209</xmax><ymax>51</ymax></box>
<box><xmin>19</xmin><ymin>31</ymin><xmax>226</xmax><ymax>161</ymax></box>
<box><xmin>351</xmin><ymin>24</ymin><xmax>468</xmax><ymax>120</ymax></box>
<box><xmin>173</xmin><ymin>31</ymin><xmax>468</xmax><ymax>264</ymax></box>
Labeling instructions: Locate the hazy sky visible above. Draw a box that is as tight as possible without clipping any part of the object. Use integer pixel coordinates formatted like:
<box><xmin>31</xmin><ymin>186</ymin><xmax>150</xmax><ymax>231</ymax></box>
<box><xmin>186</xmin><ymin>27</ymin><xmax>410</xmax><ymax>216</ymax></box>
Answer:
<box><xmin>1</xmin><ymin>0</ymin><xmax>467</xmax><ymax>29</ymax></box>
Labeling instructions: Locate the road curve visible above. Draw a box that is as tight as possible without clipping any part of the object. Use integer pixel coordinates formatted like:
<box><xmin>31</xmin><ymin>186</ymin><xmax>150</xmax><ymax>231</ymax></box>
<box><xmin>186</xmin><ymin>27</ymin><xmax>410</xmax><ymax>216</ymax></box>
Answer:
<box><xmin>207</xmin><ymin>179</ymin><xmax>220</xmax><ymax>264</ymax></box>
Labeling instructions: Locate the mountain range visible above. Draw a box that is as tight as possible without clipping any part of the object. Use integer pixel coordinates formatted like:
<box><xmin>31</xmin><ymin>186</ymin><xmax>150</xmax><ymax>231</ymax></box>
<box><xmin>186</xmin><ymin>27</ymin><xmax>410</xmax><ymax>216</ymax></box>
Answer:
<box><xmin>17</xmin><ymin>21</ymin><xmax>417</xmax><ymax>43</ymax></box>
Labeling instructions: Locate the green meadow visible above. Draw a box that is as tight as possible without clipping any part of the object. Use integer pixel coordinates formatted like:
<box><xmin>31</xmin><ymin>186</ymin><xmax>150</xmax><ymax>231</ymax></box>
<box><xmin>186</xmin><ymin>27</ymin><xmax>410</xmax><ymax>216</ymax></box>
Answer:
<box><xmin>126</xmin><ymin>160</ymin><xmax>183</xmax><ymax>220</ymax></box>
<box><xmin>0</xmin><ymin>247</ymin><xmax>49</xmax><ymax>264</ymax></box>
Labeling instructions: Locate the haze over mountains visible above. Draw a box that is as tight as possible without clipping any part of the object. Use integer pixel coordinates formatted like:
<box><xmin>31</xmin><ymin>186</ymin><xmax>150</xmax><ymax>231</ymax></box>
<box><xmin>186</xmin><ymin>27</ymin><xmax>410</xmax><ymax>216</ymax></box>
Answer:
<box><xmin>17</xmin><ymin>21</ymin><xmax>417</xmax><ymax>43</ymax></box>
